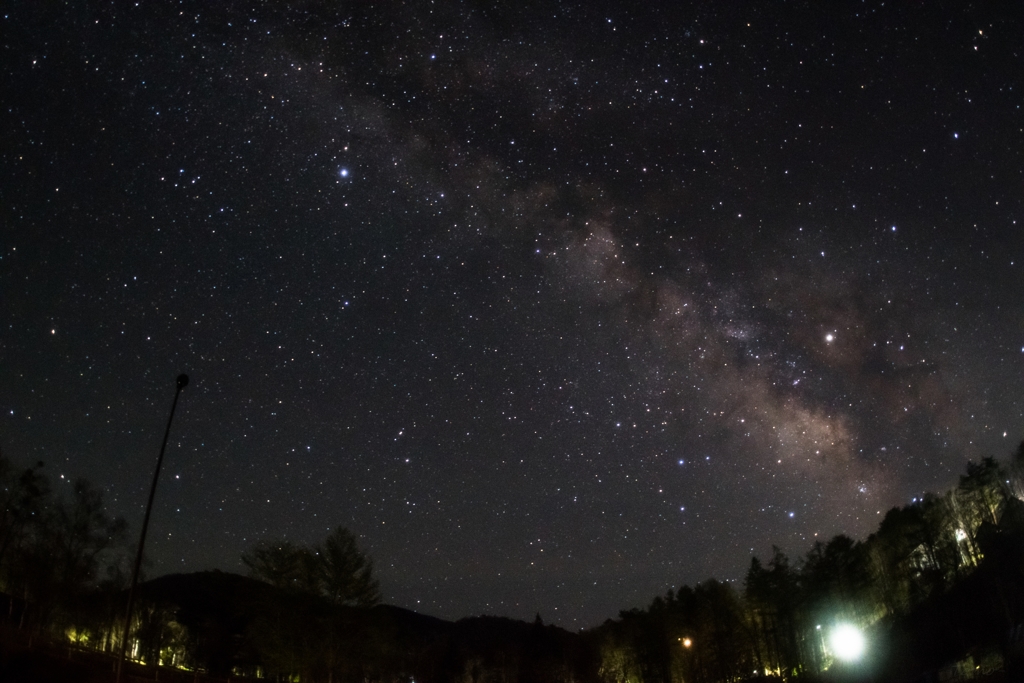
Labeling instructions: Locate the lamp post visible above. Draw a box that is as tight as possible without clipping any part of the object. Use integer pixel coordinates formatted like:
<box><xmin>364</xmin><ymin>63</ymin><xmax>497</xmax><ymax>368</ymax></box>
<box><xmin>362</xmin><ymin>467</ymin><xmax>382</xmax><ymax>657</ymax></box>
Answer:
<box><xmin>116</xmin><ymin>374</ymin><xmax>189</xmax><ymax>683</ymax></box>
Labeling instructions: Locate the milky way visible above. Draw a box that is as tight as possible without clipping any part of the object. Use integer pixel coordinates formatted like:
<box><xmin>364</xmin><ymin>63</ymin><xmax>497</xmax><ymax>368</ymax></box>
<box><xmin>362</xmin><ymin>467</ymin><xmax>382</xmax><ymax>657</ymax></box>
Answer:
<box><xmin>2</xmin><ymin>2</ymin><xmax>1022</xmax><ymax>627</ymax></box>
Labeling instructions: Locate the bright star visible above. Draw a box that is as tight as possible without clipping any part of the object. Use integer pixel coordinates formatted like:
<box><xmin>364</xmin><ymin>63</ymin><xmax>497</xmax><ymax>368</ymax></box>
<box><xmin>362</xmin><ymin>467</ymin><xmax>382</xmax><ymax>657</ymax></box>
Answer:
<box><xmin>339</xmin><ymin>168</ymin><xmax>349</xmax><ymax>178</ymax></box>
<box><xmin>825</xmin><ymin>333</ymin><xmax>834</xmax><ymax>343</ymax></box>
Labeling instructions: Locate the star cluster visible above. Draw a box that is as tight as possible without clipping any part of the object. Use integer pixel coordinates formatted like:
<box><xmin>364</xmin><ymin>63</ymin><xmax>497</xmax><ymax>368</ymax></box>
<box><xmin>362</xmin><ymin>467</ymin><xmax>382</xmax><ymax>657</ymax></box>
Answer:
<box><xmin>2</xmin><ymin>2</ymin><xmax>1022</xmax><ymax>627</ymax></box>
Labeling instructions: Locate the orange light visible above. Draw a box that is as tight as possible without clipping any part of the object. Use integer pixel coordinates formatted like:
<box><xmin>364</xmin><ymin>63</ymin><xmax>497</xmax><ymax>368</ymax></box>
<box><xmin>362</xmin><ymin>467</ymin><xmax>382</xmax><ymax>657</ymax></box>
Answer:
<box><xmin>682</xmin><ymin>638</ymin><xmax>692</xmax><ymax>648</ymax></box>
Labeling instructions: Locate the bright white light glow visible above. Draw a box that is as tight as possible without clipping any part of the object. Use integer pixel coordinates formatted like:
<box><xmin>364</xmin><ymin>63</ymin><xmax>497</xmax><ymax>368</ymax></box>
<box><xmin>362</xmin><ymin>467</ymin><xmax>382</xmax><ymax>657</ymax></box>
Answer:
<box><xmin>339</xmin><ymin>168</ymin><xmax>349</xmax><ymax>178</ymax></box>
<box><xmin>825</xmin><ymin>333</ymin><xmax>834</xmax><ymax>343</ymax></box>
<box><xmin>829</xmin><ymin>623</ymin><xmax>865</xmax><ymax>662</ymax></box>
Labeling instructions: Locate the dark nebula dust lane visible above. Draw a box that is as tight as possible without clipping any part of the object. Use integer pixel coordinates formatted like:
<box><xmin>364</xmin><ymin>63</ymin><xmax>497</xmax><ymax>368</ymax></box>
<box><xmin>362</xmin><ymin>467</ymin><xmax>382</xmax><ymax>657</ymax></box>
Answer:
<box><xmin>2</xmin><ymin>2</ymin><xmax>1023</xmax><ymax>627</ymax></box>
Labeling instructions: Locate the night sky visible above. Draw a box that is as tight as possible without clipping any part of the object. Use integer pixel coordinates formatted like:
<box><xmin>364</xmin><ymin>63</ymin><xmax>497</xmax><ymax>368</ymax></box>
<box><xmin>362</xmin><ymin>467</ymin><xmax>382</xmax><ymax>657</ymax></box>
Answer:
<box><xmin>3</xmin><ymin>1</ymin><xmax>1023</xmax><ymax>628</ymax></box>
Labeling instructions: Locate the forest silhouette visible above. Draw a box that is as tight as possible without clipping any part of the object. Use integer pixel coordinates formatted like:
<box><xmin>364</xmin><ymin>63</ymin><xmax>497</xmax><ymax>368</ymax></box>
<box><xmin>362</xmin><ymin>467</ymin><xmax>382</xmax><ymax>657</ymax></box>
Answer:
<box><xmin>1</xmin><ymin>443</ymin><xmax>1023</xmax><ymax>682</ymax></box>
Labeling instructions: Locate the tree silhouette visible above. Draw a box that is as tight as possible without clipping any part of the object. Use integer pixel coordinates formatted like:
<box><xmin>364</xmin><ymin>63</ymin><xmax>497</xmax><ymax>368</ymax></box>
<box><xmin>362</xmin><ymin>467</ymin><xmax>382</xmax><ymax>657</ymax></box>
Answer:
<box><xmin>318</xmin><ymin>526</ymin><xmax>380</xmax><ymax>607</ymax></box>
<box><xmin>242</xmin><ymin>526</ymin><xmax>379</xmax><ymax>606</ymax></box>
<box><xmin>0</xmin><ymin>454</ymin><xmax>49</xmax><ymax>582</ymax></box>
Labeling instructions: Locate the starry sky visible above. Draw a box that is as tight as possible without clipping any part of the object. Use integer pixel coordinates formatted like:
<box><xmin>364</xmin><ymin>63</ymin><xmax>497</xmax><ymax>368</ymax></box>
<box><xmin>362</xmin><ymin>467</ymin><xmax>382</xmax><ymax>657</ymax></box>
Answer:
<box><xmin>2</xmin><ymin>1</ymin><xmax>1023</xmax><ymax>628</ymax></box>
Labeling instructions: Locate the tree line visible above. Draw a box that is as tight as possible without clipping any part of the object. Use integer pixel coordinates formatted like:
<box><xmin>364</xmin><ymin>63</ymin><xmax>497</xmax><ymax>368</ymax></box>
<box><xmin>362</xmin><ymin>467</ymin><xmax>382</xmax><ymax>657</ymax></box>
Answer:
<box><xmin>596</xmin><ymin>444</ymin><xmax>1024</xmax><ymax>682</ymax></box>
<box><xmin>3</xmin><ymin>443</ymin><xmax>1024</xmax><ymax>682</ymax></box>
<box><xmin>0</xmin><ymin>450</ymin><xmax>127</xmax><ymax>637</ymax></box>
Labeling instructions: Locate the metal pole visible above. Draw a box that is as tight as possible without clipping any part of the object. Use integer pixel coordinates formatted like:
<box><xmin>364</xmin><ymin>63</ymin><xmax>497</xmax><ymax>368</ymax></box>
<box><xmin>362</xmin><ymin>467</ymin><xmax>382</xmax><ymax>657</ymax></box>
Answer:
<box><xmin>116</xmin><ymin>374</ymin><xmax>189</xmax><ymax>683</ymax></box>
